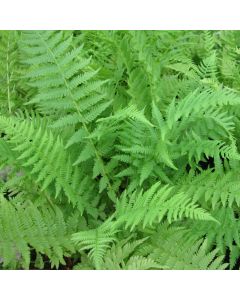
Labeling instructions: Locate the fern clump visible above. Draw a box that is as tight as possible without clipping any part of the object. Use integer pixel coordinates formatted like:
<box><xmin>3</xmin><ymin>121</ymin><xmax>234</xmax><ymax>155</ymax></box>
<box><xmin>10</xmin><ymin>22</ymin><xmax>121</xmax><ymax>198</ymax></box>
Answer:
<box><xmin>0</xmin><ymin>30</ymin><xmax>240</xmax><ymax>269</ymax></box>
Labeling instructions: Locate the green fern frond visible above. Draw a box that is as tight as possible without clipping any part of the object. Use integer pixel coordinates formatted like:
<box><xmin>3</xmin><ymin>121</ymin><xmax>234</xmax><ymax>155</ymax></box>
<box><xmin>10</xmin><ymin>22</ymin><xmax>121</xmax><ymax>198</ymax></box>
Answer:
<box><xmin>0</xmin><ymin>195</ymin><xmax>75</xmax><ymax>269</ymax></box>
<box><xmin>0</xmin><ymin>116</ymin><xmax>79</xmax><ymax>206</ymax></box>
<box><xmin>185</xmin><ymin>207</ymin><xmax>240</xmax><ymax>268</ymax></box>
<box><xmin>149</xmin><ymin>226</ymin><xmax>228</xmax><ymax>270</ymax></box>
<box><xmin>115</xmin><ymin>182</ymin><xmax>215</xmax><ymax>231</ymax></box>
<box><xmin>71</xmin><ymin>218</ymin><xmax>119</xmax><ymax>269</ymax></box>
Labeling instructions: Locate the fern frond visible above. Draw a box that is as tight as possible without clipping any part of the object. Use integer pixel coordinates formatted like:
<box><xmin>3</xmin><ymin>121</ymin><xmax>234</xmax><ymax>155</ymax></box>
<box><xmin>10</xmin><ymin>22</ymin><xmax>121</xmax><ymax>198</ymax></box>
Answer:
<box><xmin>0</xmin><ymin>31</ymin><xmax>21</xmax><ymax>114</ymax></box>
<box><xmin>185</xmin><ymin>207</ymin><xmax>240</xmax><ymax>268</ymax></box>
<box><xmin>0</xmin><ymin>195</ymin><xmax>75</xmax><ymax>269</ymax></box>
<box><xmin>21</xmin><ymin>30</ymin><xmax>117</xmax><ymax>200</ymax></box>
<box><xmin>149</xmin><ymin>225</ymin><xmax>228</xmax><ymax>270</ymax></box>
<box><xmin>115</xmin><ymin>182</ymin><xmax>215</xmax><ymax>231</ymax></box>
<box><xmin>71</xmin><ymin>219</ymin><xmax>119</xmax><ymax>269</ymax></box>
<box><xmin>0</xmin><ymin>116</ymin><xmax>79</xmax><ymax>206</ymax></box>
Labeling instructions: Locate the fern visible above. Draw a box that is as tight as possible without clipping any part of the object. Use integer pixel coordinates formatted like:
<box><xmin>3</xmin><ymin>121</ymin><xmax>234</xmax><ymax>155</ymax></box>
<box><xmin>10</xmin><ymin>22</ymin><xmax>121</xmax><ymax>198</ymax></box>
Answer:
<box><xmin>71</xmin><ymin>218</ymin><xmax>119</xmax><ymax>269</ymax></box>
<box><xmin>149</xmin><ymin>225</ymin><xmax>228</xmax><ymax>270</ymax></box>
<box><xmin>0</xmin><ymin>194</ymin><xmax>75</xmax><ymax>269</ymax></box>
<box><xmin>185</xmin><ymin>207</ymin><xmax>240</xmax><ymax>269</ymax></box>
<box><xmin>0</xmin><ymin>31</ymin><xmax>22</xmax><ymax>114</ymax></box>
<box><xmin>0</xmin><ymin>115</ymin><xmax>80</xmax><ymax>207</ymax></box>
<box><xmin>21</xmin><ymin>31</ymin><xmax>116</xmax><ymax>201</ymax></box>
<box><xmin>1</xmin><ymin>30</ymin><xmax>240</xmax><ymax>269</ymax></box>
<box><xmin>115</xmin><ymin>182</ymin><xmax>215</xmax><ymax>231</ymax></box>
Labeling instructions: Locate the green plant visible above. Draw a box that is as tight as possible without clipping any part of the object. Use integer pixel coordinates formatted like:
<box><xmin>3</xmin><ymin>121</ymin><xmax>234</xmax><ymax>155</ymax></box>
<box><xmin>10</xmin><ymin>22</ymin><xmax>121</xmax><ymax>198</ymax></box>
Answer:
<box><xmin>0</xmin><ymin>30</ymin><xmax>240</xmax><ymax>269</ymax></box>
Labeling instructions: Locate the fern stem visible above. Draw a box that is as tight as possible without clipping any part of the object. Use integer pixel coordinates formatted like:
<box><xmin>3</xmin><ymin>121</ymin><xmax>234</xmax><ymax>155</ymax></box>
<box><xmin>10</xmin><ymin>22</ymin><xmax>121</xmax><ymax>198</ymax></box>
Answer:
<box><xmin>6</xmin><ymin>37</ymin><xmax>11</xmax><ymax>114</ymax></box>
<box><xmin>42</xmin><ymin>190</ymin><xmax>56</xmax><ymax>210</ymax></box>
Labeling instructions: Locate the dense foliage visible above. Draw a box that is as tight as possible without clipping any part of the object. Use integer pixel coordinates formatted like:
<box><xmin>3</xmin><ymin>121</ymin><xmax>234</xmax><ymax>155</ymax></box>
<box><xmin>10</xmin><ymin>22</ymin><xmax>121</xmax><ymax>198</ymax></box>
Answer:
<box><xmin>0</xmin><ymin>30</ymin><xmax>240</xmax><ymax>269</ymax></box>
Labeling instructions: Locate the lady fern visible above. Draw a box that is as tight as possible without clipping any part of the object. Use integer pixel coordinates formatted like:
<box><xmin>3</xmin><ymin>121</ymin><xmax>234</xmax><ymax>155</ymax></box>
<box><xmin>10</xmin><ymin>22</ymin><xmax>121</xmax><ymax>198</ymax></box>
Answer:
<box><xmin>0</xmin><ymin>30</ymin><xmax>240</xmax><ymax>269</ymax></box>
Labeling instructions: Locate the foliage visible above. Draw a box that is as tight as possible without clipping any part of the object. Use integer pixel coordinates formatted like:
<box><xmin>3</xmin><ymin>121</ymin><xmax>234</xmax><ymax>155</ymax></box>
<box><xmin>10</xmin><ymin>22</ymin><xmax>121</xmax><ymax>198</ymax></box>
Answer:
<box><xmin>0</xmin><ymin>30</ymin><xmax>240</xmax><ymax>269</ymax></box>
